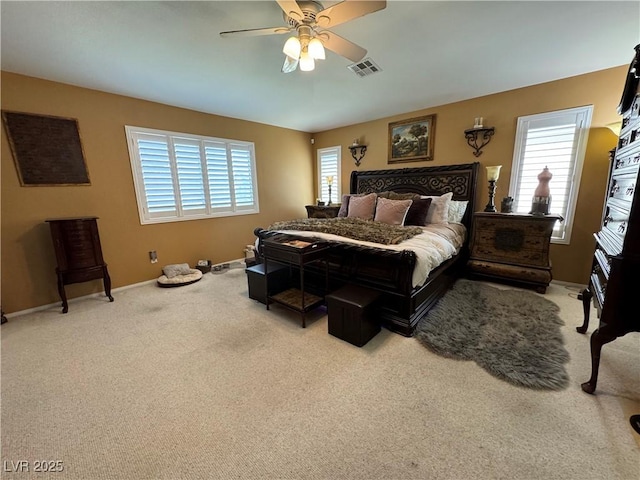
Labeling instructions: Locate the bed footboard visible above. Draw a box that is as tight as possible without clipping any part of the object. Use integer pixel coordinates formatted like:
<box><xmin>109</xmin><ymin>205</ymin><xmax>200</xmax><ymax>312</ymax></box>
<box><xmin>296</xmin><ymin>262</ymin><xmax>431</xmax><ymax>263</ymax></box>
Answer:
<box><xmin>252</xmin><ymin>162</ymin><xmax>479</xmax><ymax>336</ymax></box>
<box><xmin>254</xmin><ymin>227</ymin><xmax>463</xmax><ymax>336</ymax></box>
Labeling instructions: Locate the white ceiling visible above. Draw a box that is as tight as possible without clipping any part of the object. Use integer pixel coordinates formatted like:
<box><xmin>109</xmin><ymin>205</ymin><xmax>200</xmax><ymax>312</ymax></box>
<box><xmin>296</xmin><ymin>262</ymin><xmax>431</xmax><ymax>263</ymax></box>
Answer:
<box><xmin>1</xmin><ymin>1</ymin><xmax>639</xmax><ymax>133</ymax></box>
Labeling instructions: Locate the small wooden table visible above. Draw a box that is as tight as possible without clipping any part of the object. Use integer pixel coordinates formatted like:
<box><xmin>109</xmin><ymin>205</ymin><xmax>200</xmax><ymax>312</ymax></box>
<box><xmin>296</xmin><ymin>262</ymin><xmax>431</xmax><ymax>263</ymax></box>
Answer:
<box><xmin>262</xmin><ymin>236</ymin><xmax>330</xmax><ymax>327</ymax></box>
<box><xmin>467</xmin><ymin>212</ymin><xmax>562</xmax><ymax>293</ymax></box>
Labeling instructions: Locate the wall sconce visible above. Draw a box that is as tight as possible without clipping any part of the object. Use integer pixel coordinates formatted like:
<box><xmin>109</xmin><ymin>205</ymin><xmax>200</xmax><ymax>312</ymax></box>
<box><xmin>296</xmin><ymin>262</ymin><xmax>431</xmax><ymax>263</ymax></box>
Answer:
<box><xmin>484</xmin><ymin>165</ymin><xmax>502</xmax><ymax>212</ymax></box>
<box><xmin>464</xmin><ymin>117</ymin><xmax>495</xmax><ymax>157</ymax></box>
<box><xmin>348</xmin><ymin>139</ymin><xmax>367</xmax><ymax>166</ymax></box>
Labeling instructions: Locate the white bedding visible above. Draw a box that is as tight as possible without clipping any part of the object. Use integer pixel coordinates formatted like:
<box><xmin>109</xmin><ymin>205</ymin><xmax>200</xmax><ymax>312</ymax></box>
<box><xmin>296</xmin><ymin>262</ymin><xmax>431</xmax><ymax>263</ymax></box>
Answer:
<box><xmin>274</xmin><ymin>222</ymin><xmax>466</xmax><ymax>288</ymax></box>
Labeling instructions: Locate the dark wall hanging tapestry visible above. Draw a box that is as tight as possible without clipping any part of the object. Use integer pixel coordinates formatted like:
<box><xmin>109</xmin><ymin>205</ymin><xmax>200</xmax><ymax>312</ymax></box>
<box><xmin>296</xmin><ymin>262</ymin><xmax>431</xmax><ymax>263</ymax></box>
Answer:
<box><xmin>2</xmin><ymin>111</ymin><xmax>90</xmax><ymax>186</ymax></box>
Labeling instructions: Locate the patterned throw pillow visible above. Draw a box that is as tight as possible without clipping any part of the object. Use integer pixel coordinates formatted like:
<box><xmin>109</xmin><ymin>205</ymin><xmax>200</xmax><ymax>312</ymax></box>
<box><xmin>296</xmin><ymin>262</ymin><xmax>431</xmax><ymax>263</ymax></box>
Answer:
<box><xmin>448</xmin><ymin>200</ymin><xmax>469</xmax><ymax>223</ymax></box>
<box><xmin>347</xmin><ymin>193</ymin><xmax>377</xmax><ymax>220</ymax></box>
<box><xmin>422</xmin><ymin>192</ymin><xmax>453</xmax><ymax>225</ymax></box>
<box><xmin>387</xmin><ymin>191</ymin><xmax>420</xmax><ymax>201</ymax></box>
<box><xmin>374</xmin><ymin>197</ymin><xmax>413</xmax><ymax>225</ymax></box>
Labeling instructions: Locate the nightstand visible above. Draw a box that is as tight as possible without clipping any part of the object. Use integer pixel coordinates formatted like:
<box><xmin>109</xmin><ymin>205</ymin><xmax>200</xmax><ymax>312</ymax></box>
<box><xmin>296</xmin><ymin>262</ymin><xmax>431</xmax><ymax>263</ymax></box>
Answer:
<box><xmin>305</xmin><ymin>205</ymin><xmax>341</xmax><ymax>218</ymax></box>
<box><xmin>467</xmin><ymin>212</ymin><xmax>562</xmax><ymax>293</ymax></box>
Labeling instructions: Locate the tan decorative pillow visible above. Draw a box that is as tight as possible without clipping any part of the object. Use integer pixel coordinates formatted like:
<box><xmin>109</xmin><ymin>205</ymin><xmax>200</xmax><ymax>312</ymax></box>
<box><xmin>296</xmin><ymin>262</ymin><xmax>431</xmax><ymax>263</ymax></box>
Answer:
<box><xmin>374</xmin><ymin>197</ymin><xmax>413</xmax><ymax>225</ymax></box>
<box><xmin>423</xmin><ymin>192</ymin><xmax>453</xmax><ymax>224</ymax></box>
<box><xmin>347</xmin><ymin>192</ymin><xmax>377</xmax><ymax>220</ymax></box>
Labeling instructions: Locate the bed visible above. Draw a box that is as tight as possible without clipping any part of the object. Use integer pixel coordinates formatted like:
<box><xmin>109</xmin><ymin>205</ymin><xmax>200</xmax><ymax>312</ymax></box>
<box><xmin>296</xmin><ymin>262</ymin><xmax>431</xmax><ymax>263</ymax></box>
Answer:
<box><xmin>254</xmin><ymin>162</ymin><xmax>480</xmax><ymax>336</ymax></box>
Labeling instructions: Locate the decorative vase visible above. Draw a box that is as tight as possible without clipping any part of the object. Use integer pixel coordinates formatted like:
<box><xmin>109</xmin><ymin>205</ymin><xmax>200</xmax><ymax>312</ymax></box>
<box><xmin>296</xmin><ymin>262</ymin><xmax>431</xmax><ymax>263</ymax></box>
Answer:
<box><xmin>530</xmin><ymin>166</ymin><xmax>552</xmax><ymax>215</ymax></box>
<box><xmin>501</xmin><ymin>196</ymin><xmax>514</xmax><ymax>213</ymax></box>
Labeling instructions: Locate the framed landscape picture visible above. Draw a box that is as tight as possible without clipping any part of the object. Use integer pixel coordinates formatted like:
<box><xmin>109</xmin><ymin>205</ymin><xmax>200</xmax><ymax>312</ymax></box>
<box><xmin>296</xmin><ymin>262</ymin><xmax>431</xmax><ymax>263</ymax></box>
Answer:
<box><xmin>388</xmin><ymin>114</ymin><xmax>436</xmax><ymax>164</ymax></box>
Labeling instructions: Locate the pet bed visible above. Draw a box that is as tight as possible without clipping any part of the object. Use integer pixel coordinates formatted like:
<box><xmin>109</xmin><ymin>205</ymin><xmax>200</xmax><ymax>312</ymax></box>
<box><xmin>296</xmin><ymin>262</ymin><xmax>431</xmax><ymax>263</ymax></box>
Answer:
<box><xmin>157</xmin><ymin>264</ymin><xmax>203</xmax><ymax>288</ymax></box>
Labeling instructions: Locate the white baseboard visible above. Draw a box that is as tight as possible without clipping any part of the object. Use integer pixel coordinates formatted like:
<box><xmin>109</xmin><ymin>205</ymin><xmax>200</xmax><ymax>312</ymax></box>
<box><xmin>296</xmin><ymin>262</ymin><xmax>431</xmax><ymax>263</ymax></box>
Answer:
<box><xmin>550</xmin><ymin>280</ymin><xmax>587</xmax><ymax>290</ymax></box>
<box><xmin>5</xmin><ymin>258</ymin><xmax>248</xmax><ymax>319</ymax></box>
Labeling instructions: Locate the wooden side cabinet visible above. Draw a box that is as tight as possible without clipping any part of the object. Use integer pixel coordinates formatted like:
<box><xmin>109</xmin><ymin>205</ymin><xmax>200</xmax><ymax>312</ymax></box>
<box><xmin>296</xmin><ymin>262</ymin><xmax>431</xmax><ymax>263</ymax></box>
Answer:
<box><xmin>305</xmin><ymin>205</ymin><xmax>340</xmax><ymax>218</ymax></box>
<box><xmin>46</xmin><ymin>217</ymin><xmax>113</xmax><ymax>313</ymax></box>
<box><xmin>467</xmin><ymin>212</ymin><xmax>562</xmax><ymax>293</ymax></box>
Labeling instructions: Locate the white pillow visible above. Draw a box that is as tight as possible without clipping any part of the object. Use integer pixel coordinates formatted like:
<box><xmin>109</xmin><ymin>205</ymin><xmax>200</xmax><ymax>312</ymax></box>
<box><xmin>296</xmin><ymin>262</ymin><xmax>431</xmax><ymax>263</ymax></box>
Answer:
<box><xmin>448</xmin><ymin>200</ymin><xmax>469</xmax><ymax>224</ymax></box>
<box><xmin>422</xmin><ymin>192</ymin><xmax>453</xmax><ymax>224</ymax></box>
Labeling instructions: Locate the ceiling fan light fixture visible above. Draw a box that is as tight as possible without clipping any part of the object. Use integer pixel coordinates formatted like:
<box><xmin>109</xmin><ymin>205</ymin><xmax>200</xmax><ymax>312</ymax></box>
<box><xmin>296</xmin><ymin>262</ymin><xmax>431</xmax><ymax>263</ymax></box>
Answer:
<box><xmin>283</xmin><ymin>36</ymin><xmax>301</xmax><ymax>59</ymax></box>
<box><xmin>299</xmin><ymin>50</ymin><xmax>315</xmax><ymax>71</ymax></box>
<box><xmin>308</xmin><ymin>37</ymin><xmax>325</xmax><ymax>60</ymax></box>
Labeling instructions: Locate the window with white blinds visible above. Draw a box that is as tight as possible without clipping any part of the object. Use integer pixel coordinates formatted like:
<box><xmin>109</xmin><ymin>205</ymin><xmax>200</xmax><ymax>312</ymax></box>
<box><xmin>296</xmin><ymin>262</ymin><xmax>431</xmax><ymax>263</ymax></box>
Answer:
<box><xmin>508</xmin><ymin>106</ymin><xmax>593</xmax><ymax>244</ymax></box>
<box><xmin>317</xmin><ymin>146</ymin><xmax>341</xmax><ymax>204</ymax></box>
<box><xmin>125</xmin><ymin>126</ymin><xmax>259</xmax><ymax>224</ymax></box>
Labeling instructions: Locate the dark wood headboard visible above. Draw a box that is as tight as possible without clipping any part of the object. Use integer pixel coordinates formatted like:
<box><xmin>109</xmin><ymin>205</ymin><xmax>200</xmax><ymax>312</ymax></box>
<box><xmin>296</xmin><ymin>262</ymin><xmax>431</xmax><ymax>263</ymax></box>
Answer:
<box><xmin>350</xmin><ymin>162</ymin><xmax>480</xmax><ymax>229</ymax></box>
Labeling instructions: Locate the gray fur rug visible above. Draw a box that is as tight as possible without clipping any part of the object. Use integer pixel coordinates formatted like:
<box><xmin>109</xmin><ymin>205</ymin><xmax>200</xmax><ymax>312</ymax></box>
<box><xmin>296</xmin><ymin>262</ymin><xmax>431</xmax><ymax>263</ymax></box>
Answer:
<box><xmin>415</xmin><ymin>279</ymin><xmax>570</xmax><ymax>390</ymax></box>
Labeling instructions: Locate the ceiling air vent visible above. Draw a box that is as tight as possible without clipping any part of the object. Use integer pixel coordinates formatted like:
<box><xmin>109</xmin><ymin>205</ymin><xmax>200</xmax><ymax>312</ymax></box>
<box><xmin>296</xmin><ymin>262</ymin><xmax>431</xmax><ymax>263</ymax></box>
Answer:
<box><xmin>347</xmin><ymin>58</ymin><xmax>382</xmax><ymax>77</ymax></box>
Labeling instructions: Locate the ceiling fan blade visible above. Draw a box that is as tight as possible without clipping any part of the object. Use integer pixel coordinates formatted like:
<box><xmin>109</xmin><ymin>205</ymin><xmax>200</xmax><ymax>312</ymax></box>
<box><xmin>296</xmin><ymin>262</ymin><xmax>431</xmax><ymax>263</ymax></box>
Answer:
<box><xmin>316</xmin><ymin>1</ymin><xmax>387</xmax><ymax>28</ymax></box>
<box><xmin>220</xmin><ymin>26</ymin><xmax>290</xmax><ymax>38</ymax></box>
<box><xmin>282</xmin><ymin>55</ymin><xmax>299</xmax><ymax>73</ymax></box>
<box><xmin>276</xmin><ymin>0</ymin><xmax>304</xmax><ymax>22</ymax></box>
<box><xmin>320</xmin><ymin>31</ymin><xmax>367</xmax><ymax>63</ymax></box>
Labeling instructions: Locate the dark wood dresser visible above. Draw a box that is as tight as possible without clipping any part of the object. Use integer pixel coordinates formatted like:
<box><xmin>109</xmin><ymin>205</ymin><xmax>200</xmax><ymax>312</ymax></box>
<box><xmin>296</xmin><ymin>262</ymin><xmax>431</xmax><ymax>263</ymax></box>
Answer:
<box><xmin>468</xmin><ymin>212</ymin><xmax>562</xmax><ymax>293</ymax></box>
<box><xmin>46</xmin><ymin>217</ymin><xmax>113</xmax><ymax>313</ymax></box>
<box><xmin>578</xmin><ymin>44</ymin><xmax>640</xmax><ymax>394</ymax></box>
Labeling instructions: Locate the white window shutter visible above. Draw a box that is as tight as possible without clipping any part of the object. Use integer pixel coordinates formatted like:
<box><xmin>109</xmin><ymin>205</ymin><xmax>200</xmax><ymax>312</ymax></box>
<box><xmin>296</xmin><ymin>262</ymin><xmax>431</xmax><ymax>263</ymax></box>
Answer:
<box><xmin>126</xmin><ymin>126</ymin><xmax>259</xmax><ymax>224</ymax></box>
<box><xmin>230</xmin><ymin>144</ymin><xmax>256</xmax><ymax>209</ymax></box>
<box><xmin>173</xmin><ymin>138</ymin><xmax>206</xmax><ymax>213</ymax></box>
<box><xmin>509</xmin><ymin>106</ymin><xmax>593</xmax><ymax>243</ymax></box>
<box><xmin>135</xmin><ymin>133</ymin><xmax>177</xmax><ymax>217</ymax></box>
<box><xmin>317</xmin><ymin>146</ymin><xmax>341</xmax><ymax>204</ymax></box>
<box><xmin>205</xmin><ymin>141</ymin><xmax>232</xmax><ymax>210</ymax></box>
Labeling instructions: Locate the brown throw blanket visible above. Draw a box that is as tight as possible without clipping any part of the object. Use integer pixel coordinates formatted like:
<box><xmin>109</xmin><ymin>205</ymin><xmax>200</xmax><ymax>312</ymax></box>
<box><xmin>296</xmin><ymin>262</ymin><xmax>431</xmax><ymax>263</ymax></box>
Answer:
<box><xmin>267</xmin><ymin>217</ymin><xmax>424</xmax><ymax>245</ymax></box>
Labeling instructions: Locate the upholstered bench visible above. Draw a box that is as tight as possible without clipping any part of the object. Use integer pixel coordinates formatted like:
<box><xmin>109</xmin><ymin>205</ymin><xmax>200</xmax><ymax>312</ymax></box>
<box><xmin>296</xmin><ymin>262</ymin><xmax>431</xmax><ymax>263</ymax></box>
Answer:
<box><xmin>245</xmin><ymin>262</ymin><xmax>289</xmax><ymax>304</ymax></box>
<box><xmin>325</xmin><ymin>284</ymin><xmax>380</xmax><ymax>347</ymax></box>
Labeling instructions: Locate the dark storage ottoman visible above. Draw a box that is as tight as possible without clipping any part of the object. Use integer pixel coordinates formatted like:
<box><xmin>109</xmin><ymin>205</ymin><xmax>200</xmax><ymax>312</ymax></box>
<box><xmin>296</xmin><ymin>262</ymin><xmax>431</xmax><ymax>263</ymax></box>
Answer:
<box><xmin>326</xmin><ymin>284</ymin><xmax>380</xmax><ymax>347</ymax></box>
<box><xmin>246</xmin><ymin>262</ymin><xmax>289</xmax><ymax>304</ymax></box>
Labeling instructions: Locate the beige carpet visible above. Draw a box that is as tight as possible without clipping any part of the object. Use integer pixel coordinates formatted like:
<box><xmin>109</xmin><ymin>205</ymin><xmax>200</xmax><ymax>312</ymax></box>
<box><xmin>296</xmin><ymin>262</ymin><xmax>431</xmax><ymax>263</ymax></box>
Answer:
<box><xmin>1</xmin><ymin>267</ymin><xmax>638</xmax><ymax>479</ymax></box>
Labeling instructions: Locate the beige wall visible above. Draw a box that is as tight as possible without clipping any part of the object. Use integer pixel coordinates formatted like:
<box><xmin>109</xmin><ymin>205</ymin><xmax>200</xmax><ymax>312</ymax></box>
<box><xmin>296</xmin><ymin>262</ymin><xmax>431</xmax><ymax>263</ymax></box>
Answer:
<box><xmin>1</xmin><ymin>66</ymin><xmax>626</xmax><ymax>313</ymax></box>
<box><xmin>1</xmin><ymin>72</ymin><xmax>313</xmax><ymax>313</ymax></box>
<box><xmin>312</xmin><ymin>66</ymin><xmax>626</xmax><ymax>285</ymax></box>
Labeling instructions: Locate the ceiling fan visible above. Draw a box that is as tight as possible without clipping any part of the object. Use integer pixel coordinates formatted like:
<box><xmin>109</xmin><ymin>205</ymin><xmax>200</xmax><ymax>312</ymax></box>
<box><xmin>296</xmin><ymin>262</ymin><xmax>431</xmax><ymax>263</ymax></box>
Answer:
<box><xmin>220</xmin><ymin>1</ymin><xmax>387</xmax><ymax>73</ymax></box>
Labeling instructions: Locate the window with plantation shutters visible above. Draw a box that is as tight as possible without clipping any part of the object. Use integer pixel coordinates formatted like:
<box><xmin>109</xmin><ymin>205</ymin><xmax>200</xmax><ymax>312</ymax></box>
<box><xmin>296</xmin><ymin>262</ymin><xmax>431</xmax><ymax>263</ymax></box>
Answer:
<box><xmin>125</xmin><ymin>126</ymin><xmax>259</xmax><ymax>224</ymax></box>
<box><xmin>509</xmin><ymin>106</ymin><xmax>593</xmax><ymax>244</ymax></box>
<box><xmin>317</xmin><ymin>146</ymin><xmax>341</xmax><ymax>204</ymax></box>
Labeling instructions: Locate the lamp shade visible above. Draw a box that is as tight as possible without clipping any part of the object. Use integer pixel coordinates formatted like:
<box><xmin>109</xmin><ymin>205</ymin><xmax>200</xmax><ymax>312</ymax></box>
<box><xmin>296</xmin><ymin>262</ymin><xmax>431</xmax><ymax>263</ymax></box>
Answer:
<box><xmin>299</xmin><ymin>50</ymin><xmax>315</xmax><ymax>71</ymax></box>
<box><xmin>308</xmin><ymin>37</ymin><xmax>325</xmax><ymax>60</ymax></box>
<box><xmin>283</xmin><ymin>36</ymin><xmax>301</xmax><ymax>59</ymax></box>
<box><xmin>486</xmin><ymin>165</ymin><xmax>502</xmax><ymax>181</ymax></box>
<box><xmin>326</xmin><ymin>175</ymin><xmax>334</xmax><ymax>185</ymax></box>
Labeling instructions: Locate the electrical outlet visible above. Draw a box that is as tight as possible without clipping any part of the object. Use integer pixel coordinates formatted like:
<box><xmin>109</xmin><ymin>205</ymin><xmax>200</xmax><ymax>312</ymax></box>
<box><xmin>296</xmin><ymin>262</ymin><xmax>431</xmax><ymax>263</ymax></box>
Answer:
<box><xmin>149</xmin><ymin>250</ymin><xmax>158</xmax><ymax>263</ymax></box>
